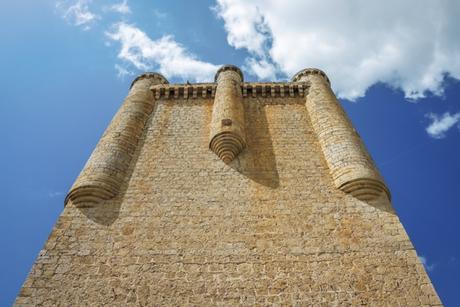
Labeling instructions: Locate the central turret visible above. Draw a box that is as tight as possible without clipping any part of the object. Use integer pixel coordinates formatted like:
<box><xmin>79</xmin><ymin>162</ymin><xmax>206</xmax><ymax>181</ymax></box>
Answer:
<box><xmin>209</xmin><ymin>65</ymin><xmax>246</xmax><ymax>163</ymax></box>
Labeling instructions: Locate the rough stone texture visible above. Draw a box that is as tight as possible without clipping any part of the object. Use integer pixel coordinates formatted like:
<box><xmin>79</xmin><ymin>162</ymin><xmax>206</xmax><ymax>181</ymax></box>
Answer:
<box><xmin>17</xmin><ymin>67</ymin><xmax>441</xmax><ymax>306</ymax></box>
<box><xmin>210</xmin><ymin>65</ymin><xmax>246</xmax><ymax>163</ymax></box>
<box><xmin>65</xmin><ymin>73</ymin><xmax>168</xmax><ymax>206</ymax></box>
<box><xmin>293</xmin><ymin>68</ymin><xmax>390</xmax><ymax>202</ymax></box>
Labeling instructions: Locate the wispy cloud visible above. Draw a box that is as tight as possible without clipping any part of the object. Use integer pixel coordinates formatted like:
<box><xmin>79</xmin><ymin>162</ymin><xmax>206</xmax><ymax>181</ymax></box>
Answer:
<box><xmin>55</xmin><ymin>1</ymin><xmax>219</xmax><ymax>81</ymax></box>
<box><xmin>244</xmin><ymin>58</ymin><xmax>277</xmax><ymax>80</ymax></box>
<box><xmin>114</xmin><ymin>64</ymin><xmax>133</xmax><ymax>79</ymax></box>
<box><xmin>106</xmin><ymin>23</ymin><xmax>220</xmax><ymax>82</ymax></box>
<box><xmin>48</xmin><ymin>191</ymin><xmax>64</xmax><ymax>198</ymax></box>
<box><xmin>153</xmin><ymin>9</ymin><xmax>168</xmax><ymax>20</ymax></box>
<box><xmin>56</xmin><ymin>0</ymin><xmax>98</xmax><ymax>30</ymax></box>
<box><xmin>108</xmin><ymin>0</ymin><xmax>131</xmax><ymax>15</ymax></box>
<box><xmin>426</xmin><ymin>112</ymin><xmax>460</xmax><ymax>139</ymax></box>
<box><xmin>419</xmin><ymin>255</ymin><xmax>436</xmax><ymax>272</ymax></box>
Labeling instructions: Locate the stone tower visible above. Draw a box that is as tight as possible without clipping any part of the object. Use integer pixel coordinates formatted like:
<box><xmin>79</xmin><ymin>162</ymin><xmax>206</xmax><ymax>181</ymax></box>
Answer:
<box><xmin>17</xmin><ymin>65</ymin><xmax>441</xmax><ymax>306</ymax></box>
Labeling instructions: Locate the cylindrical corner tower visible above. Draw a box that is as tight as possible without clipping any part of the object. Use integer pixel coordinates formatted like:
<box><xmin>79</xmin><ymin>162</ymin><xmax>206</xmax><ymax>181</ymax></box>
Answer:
<box><xmin>209</xmin><ymin>65</ymin><xmax>246</xmax><ymax>163</ymax></box>
<box><xmin>293</xmin><ymin>68</ymin><xmax>390</xmax><ymax>202</ymax></box>
<box><xmin>65</xmin><ymin>72</ymin><xmax>168</xmax><ymax>206</ymax></box>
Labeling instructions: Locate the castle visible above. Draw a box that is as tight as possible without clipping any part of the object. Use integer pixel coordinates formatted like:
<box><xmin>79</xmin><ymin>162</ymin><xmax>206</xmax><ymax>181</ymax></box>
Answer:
<box><xmin>16</xmin><ymin>65</ymin><xmax>441</xmax><ymax>305</ymax></box>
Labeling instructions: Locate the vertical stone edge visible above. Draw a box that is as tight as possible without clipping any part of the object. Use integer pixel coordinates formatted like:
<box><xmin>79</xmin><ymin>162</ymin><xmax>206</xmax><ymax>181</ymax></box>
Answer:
<box><xmin>292</xmin><ymin>68</ymin><xmax>390</xmax><ymax>202</ymax></box>
<box><xmin>64</xmin><ymin>72</ymin><xmax>169</xmax><ymax>207</ymax></box>
<box><xmin>209</xmin><ymin>65</ymin><xmax>246</xmax><ymax>163</ymax></box>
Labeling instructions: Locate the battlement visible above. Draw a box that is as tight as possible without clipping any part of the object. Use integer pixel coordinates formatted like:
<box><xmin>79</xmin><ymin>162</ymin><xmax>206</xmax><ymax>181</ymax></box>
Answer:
<box><xmin>150</xmin><ymin>82</ymin><xmax>309</xmax><ymax>100</ymax></box>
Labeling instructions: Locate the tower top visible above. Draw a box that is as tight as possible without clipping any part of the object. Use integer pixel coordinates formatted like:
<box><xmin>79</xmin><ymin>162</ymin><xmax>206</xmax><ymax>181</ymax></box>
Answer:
<box><xmin>292</xmin><ymin>68</ymin><xmax>330</xmax><ymax>86</ymax></box>
<box><xmin>130</xmin><ymin>72</ymin><xmax>169</xmax><ymax>89</ymax></box>
<box><xmin>214</xmin><ymin>64</ymin><xmax>244</xmax><ymax>82</ymax></box>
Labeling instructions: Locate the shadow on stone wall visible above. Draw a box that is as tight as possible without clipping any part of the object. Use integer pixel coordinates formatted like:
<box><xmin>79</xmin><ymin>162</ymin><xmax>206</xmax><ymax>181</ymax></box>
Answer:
<box><xmin>231</xmin><ymin>99</ymin><xmax>280</xmax><ymax>188</ymax></box>
<box><xmin>75</xmin><ymin>200</ymin><xmax>121</xmax><ymax>226</ymax></box>
<box><xmin>360</xmin><ymin>192</ymin><xmax>395</xmax><ymax>214</ymax></box>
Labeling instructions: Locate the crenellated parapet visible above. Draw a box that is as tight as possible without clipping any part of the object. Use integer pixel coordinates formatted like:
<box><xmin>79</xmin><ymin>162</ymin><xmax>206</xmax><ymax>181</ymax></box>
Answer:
<box><xmin>65</xmin><ymin>72</ymin><xmax>168</xmax><ymax>206</ymax></box>
<box><xmin>242</xmin><ymin>82</ymin><xmax>308</xmax><ymax>98</ymax></box>
<box><xmin>151</xmin><ymin>83</ymin><xmax>216</xmax><ymax>100</ymax></box>
<box><xmin>150</xmin><ymin>82</ymin><xmax>308</xmax><ymax>100</ymax></box>
<box><xmin>292</xmin><ymin>68</ymin><xmax>390</xmax><ymax>202</ymax></box>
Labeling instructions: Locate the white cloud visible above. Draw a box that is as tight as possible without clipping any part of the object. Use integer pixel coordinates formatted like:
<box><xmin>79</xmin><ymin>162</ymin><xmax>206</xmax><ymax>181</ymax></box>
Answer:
<box><xmin>214</xmin><ymin>0</ymin><xmax>460</xmax><ymax>100</ymax></box>
<box><xmin>245</xmin><ymin>58</ymin><xmax>277</xmax><ymax>80</ymax></box>
<box><xmin>153</xmin><ymin>9</ymin><xmax>168</xmax><ymax>20</ymax></box>
<box><xmin>114</xmin><ymin>64</ymin><xmax>133</xmax><ymax>79</ymax></box>
<box><xmin>212</xmin><ymin>1</ymin><xmax>269</xmax><ymax>56</ymax></box>
<box><xmin>426</xmin><ymin>112</ymin><xmax>460</xmax><ymax>139</ymax></box>
<box><xmin>57</xmin><ymin>0</ymin><xmax>98</xmax><ymax>30</ymax></box>
<box><xmin>106</xmin><ymin>23</ymin><xmax>220</xmax><ymax>82</ymax></box>
<box><xmin>48</xmin><ymin>191</ymin><xmax>64</xmax><ymax>198</ymax></box>
<box><xmin>418</xmin><ymin>255</ymin><xmax>436</xmax><ymax>272</ymax></box>
<box><xmin>109</xmin><ymin>0</ymin><xmax>131</xmax><ymax>15</ymax></box>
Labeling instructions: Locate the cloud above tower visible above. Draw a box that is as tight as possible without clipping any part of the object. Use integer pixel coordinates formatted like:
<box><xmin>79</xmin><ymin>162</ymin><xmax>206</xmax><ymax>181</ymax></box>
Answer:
<box><xmin>55</xmin><ymin>0</ymin><xmax>460</xmax><ymax>102</ymax></box>
<box><xmin>56</xmin><ymin>0</ymin><xmax>99</xmax><ymax>30</ymax></box>
<box><xmin>106</xmin><ymin>23</ymin><xmax>220</xmax><ymax>82</ymax></box>
<box><xmin>214</xmin><ymin>0</ymin><xmax>460</xmax><ymax>100</ymax></box>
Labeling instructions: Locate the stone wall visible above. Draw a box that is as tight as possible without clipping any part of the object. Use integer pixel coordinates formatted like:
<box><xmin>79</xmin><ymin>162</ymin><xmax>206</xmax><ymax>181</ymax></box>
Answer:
<box><xmin>16</xmin><ymin>71</ymin><xmax>441</xmax><ymax>306</ymax></box>
<box><xmin>65</xmin><ymin>73</ymin><xmax>168</xmax><ymax>206</ymax></box>
<box><xmin>293</xmin><ymin>68</ymin><xmax>389</xmax><ymax>203</ymax></box>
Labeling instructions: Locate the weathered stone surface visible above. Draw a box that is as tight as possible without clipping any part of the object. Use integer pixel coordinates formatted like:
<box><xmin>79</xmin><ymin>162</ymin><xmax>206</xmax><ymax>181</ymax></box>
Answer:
<box><xmin>65</xmin><ymin>73</ymin><xmax>168</xmax><ymax>206</ymax></box>
<box><xmin>293</xmin><ymin>68</ymin><xmax>390</xmax><ymax>203</ymax></box>
<box><xmin>17</xmin><ymin>67</ymin><xmax>441</xmax><ymax>306</ymax></box>
<box><xmin>210</xmin><ymin>65</ymin><xmax>246</xmax><ymax>163</ymax></box>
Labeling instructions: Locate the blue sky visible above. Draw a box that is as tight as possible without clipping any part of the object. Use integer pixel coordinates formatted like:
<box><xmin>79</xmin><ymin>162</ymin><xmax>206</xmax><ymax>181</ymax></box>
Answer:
<box><xmin>1</xmin><ymin>0</ymin><xmax>459</xmax><ymax>305</ymax></box>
